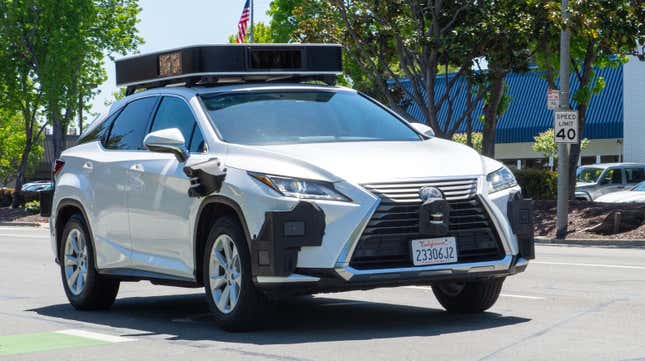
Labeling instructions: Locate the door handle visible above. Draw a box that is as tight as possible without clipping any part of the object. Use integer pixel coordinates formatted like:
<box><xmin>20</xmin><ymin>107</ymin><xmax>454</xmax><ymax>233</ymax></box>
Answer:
<box><xmin>129</xmin><ymin>163</ymin><xmax>144</xmax><ymax>172</ymax></box>
<box><xmin>82</xmin><ymin>161</ymin><xmax>93</xmax><ymax>171</ymax></box>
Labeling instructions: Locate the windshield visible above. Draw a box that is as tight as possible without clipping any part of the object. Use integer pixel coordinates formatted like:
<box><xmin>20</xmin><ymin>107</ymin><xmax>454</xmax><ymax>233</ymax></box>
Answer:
<box><xmin>576</xmin><ymin>167</ymin><xmax>604</xmax><ymax>183</ymax></box>
<box><xmin>201</xmin><ymin>90</ymin><xmax>422</xmax><ymax>145</ymax></box>
<box><xmin>631</xmin><ymin>181</ymin><xmax>645</xmax><ymax>192</ymax></box>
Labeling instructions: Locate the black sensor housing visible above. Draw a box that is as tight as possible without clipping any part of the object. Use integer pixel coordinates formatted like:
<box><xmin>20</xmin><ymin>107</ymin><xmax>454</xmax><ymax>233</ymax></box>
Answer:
<box><xmin>115</xmin><ymin>44</ymin><xmax>342</xmax><ymax>94</ymax></box>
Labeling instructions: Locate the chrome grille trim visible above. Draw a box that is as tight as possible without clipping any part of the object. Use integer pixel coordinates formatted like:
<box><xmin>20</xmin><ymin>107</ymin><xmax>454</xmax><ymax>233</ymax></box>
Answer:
<box><xmin>362</xmin><ymin>178</ymin><xmax>478</xmax><ymax>203</ymax></box>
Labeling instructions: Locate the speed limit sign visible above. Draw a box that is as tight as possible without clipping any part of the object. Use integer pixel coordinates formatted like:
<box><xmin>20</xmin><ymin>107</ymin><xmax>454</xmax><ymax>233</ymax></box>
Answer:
<box><xmin>554</xmin><ymin>111</ymin><xmax>579</xmax><ymax>144</ymax></box>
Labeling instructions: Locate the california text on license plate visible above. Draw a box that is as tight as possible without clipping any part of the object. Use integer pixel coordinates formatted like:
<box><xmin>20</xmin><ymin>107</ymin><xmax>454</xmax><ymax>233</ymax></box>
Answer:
<box><xmin>411</xmin><ymin>237</ymin><xmax>458</xmax><ymax>266</ymax></box>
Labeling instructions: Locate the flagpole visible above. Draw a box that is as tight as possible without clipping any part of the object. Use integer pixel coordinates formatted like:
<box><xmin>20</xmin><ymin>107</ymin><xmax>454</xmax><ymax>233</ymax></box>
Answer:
<box><xmin>249</xmin><ymin>0</ymin><xmax>254</xmax><ymax>43</ymax></box>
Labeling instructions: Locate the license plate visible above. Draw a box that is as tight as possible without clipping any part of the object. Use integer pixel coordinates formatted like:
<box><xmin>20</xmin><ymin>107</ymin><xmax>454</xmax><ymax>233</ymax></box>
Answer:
<box><xmin>411</xmin><ymin>237</ymin><xmax>458</xmax><ymax>266</ymax></box>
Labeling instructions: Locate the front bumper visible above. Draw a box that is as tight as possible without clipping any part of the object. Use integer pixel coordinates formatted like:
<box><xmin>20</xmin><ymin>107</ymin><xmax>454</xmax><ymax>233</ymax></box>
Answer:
<box><xmin>251</xmin><ymin>183</ymin><xmax>533</xmax><ymax>292</ymax></box>
<box><xmin>256</xmin><ymin>255</ymin><xmax>529</xmax><ymax>295</ymax></box>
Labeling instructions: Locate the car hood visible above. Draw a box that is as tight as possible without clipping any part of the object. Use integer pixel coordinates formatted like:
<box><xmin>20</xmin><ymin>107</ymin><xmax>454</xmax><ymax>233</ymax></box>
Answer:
<box><xmin>224</xmin><ymin>138</ymin><xmax>485</xmax><ymax>184</ymax></box>
<box><xmin>575</xmin><ymin>182</ymin><xmax>596</xmax><ymax>189</ymax></box>
<box><xmin>596</xmin><ymin>191</ymin><xmax>645</xmax><ymax>203</ymax></box>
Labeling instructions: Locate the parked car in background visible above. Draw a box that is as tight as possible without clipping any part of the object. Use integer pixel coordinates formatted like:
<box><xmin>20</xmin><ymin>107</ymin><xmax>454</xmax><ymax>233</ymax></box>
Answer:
<box><xmin>21</xmin><ymin>180</ymin><xmax>53</xmax><ymax>192</ymax></box>
<box><xmin>595</xmin><ymin>181</ymin><xmax>645</xmax><ymax>203</ymax></box>
<box><xmin>575</xmin><ymin>163</ymin><xmax>645</xmax><ymax>201</ymax></box>
<box><xmin>20</xmin><ymin>181</ymin><xmax>53</xmax><ymax>204</ymax></box>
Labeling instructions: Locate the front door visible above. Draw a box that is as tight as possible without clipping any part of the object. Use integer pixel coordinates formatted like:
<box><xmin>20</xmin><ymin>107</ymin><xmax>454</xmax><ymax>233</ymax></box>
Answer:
<box><xmin>126</xmin><ymin>96</ymin><xmax>208</xmax><ymax>279</ymax></box>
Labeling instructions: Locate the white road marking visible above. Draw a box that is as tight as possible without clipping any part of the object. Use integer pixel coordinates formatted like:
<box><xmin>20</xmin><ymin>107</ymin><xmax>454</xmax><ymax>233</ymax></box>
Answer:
<box><xmin>54</xmin><ymin>329</ymin><xmax>135</xmax><ymax>343</ymax></box>
<box><xmin>499</xmin><ymin>294</ymin><xmax>545</xmax><ymax>300</ymax></box>
<box><xmin>318</xmin><ymin>301</ymin><xmax>366</xmax><ymax>307</ymax></box>
<box><xmin>0</xmin><ymin>233</ymin><xmax>50</xmax><ymax>239</ymax></box>
<box><xmin>403</xmin><ymin>286</ymin><xmax>545</xmax><ymax>300</ymax></box>
<box><xmin>404</xmin><ymin>286</ymin><xmax>432</xmax><ymax>291</ymax></box>
<box><xmin>533</xmin><ymin>261</ymin><xmax>645</xmax><ymax>270</ymax></box>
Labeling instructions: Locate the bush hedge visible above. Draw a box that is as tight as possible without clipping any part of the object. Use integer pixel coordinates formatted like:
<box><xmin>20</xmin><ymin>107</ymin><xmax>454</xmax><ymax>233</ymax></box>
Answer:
<box><xmin>0</xmin><ymin>188</ymin><xmax>13</xmax><ymax>207</ymax></box>
<box><xmin>513</xmin><ymin>168</ymin><xmax>558</xmax><ymax>200</ymax></box>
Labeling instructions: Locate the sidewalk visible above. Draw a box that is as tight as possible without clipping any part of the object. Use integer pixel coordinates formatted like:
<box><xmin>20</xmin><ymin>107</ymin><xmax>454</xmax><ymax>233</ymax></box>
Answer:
<box><xmin>536</xmin><ymin>236</ymin><xmax>645</xmax><ymax>248</ymax></box>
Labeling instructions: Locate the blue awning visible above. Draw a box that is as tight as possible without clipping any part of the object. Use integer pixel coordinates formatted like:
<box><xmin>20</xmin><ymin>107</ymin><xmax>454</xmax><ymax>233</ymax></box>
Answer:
<box><xmin>396</xmin><ymin>65</ymin><xmax>623</xmax><ymax>143</ymax></box>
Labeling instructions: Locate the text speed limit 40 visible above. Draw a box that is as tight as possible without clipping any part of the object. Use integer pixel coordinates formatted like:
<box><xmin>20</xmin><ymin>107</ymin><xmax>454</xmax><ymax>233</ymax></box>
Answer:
<box><xmin>554</xmin><ymin>111</ymin><xmax>579</xmax><ymax>144</ymax></box>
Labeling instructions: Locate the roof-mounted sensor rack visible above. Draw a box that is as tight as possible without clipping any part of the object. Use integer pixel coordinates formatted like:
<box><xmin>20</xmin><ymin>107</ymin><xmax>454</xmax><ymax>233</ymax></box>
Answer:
<box><xmin>115</xmin><ymin>44</ymin><xmax>343</xmax><ymax>95</ymax></box>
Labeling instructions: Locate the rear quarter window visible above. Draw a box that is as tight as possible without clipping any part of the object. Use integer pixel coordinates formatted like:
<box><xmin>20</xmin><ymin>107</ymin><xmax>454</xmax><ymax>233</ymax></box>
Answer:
<box><xmin>77</xmin><ymin>110</ymin><xmax>121</xmax><ymax>145</ymax></box>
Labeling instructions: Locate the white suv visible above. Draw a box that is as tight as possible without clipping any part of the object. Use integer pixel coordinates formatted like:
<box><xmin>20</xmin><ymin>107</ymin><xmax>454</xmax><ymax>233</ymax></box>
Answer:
<box><xmin>47</xmin><ymin>45</ymin><xmax>534</xmax><ymax>331</ymax></box>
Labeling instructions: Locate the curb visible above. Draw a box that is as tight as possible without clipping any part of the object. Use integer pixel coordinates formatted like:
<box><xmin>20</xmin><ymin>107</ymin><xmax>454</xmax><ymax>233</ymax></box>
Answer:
<box><xmin>535</xmin><ymin>236</ymin><xmax>645</xmax><ymax>248</ymax></box>
<box><xmin>0</xmin><ymin>222</ymin><xmax>46</xmax><ymax>227</ymax></box>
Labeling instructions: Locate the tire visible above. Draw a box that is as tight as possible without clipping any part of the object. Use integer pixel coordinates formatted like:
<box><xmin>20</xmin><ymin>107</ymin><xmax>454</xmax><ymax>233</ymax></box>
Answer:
<box><xmin>203</xmin><ymin>216</ymin><xmax>266</xmax><ymax>332</ymax></box>
<box><xmin>432</xmin><ymin>277</ymin><xmax>505</xmax><ymax>313</ymax></box>
<box><xmin>59</xmin><ymin>213</ymin><xmax>120</xmax><ymax>310</ymax></box>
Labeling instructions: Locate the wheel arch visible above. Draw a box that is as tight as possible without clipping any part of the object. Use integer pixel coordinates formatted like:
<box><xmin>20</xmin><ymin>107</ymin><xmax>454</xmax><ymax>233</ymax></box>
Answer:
<box><xmin>193</xmin><ymin>195</ymin><xmax>252</xmax><ymax>284</ymax></box>
<box><xmin>55</xmin><ymin>199</ymin><xmax>96</xmax><ymax>264</ymax></box>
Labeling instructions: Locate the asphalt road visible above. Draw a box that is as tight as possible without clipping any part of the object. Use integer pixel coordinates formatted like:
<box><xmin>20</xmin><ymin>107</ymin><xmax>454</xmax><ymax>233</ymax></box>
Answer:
<box><xmin>1</xmin><ymin>225</ymin><xmax>644</xmax><ymax>361</ymax></box>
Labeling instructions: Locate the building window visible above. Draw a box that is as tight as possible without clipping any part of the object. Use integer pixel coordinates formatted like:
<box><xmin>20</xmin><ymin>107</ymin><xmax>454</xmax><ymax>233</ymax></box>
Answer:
<box><xmin>600</xmin><ymin>155</ymin><xmax>619</xmax><ymax>163</ymax></box>
<box><xmin>581</xmin><ymin>156</ymin><xmax>596</xmax><ymax>165</ymax></box>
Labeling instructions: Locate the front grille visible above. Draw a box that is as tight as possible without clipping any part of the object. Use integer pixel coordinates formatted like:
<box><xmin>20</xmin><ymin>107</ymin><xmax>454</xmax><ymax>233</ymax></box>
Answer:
<box><xmin>350</xmin><ymin>179</ymin><xmax>505</xmax><ymax>270</ymax></box>
<box><xmin>362</xmin><ymin>178</ymin><xmax>478</xmax><ymax>203</ymax></box>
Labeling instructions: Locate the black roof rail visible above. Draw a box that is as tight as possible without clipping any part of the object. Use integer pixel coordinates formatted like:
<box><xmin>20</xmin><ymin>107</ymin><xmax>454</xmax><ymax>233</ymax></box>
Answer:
<box><xmin>116</xmin><ymin>44</ymin><xmax>343</xmax><ymax>95</ymax></box>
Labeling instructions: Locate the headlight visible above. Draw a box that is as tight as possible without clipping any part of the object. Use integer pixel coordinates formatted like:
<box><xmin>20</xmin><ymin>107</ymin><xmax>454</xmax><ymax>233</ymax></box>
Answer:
<box><xmin>249</xmin><ymin>172</ymin><xmax>351</xmax><ymax>202</ymax></box>
<box><xmin>486</xmin><ymin>167</ymin><xmax>518</xmax><ymax>194</ymax></box>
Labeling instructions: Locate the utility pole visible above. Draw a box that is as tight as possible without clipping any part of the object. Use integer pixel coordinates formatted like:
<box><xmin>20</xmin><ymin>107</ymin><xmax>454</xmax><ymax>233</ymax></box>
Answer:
<box><xmin>556</xmin><ymin>0</ymin><xmax>570</xmax><ymax>239</ymax></box>
<box><xmin>249</xmin><ymin>0</ymin><xmax>254</xmax><ymax>43</ymax></box>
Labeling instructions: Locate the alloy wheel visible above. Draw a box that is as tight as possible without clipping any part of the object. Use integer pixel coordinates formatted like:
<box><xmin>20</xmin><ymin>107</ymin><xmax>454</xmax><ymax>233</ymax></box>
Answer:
<box><xmin>64</xmin><ymin>228</ymin><xmax>89</xmax><ymax>296</ymax></box>
<box><xmin>209</xmin><ymin>234</ymin><xmax>242</xmax><ymax>314</ymax></box>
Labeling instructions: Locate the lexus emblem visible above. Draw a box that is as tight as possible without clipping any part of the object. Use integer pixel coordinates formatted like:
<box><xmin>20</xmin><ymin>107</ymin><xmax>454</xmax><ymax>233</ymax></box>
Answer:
<box><xmin>419</xmin><ymin>186</ymin><xmax>444</xmax><ymax>202</ymax></box>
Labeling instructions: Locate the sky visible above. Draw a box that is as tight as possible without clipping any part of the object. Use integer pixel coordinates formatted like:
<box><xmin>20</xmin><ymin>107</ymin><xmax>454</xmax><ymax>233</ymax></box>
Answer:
<box><xmin>91</xmin><ymin>0</ymin><xmax>273</xmax><ymax>117</ymax></box>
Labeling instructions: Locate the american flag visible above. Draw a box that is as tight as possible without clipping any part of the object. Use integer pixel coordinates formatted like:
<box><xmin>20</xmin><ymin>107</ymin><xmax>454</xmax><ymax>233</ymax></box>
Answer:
<box><xmin>236</xmin><ymin>0</ymin><xmax>251</xmax><ymax>43</ymax></box>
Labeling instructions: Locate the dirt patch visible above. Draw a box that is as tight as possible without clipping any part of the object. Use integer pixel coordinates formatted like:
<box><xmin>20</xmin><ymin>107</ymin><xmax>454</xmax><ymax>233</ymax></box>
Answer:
<box><xmin>535</xmin><ymin>200</ymin><xmax>645</xmax><ymax>239</ymax></box>
<box><xmin>0</xmin><ymin>207</ymin><xmax>48</xmax><ymax>225</ymax></box>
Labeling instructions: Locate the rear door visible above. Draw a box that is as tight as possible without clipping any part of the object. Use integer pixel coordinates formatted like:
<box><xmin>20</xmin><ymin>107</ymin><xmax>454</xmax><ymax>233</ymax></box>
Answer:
<box><xmin>596</xmin><ymin>167</ymin><xmax>626</xmax><ymax>198</ymax></box>
<box><xmin>126</xmin><ymin>96</ymin><xmax>209</xmax><ymax>278</ymax></box>
<box><xmin>91</xmin><ymin>96</ymin><xmax>158</xmax><ymax>269</ymax></box>
<box><xmin>624</xmin><ymin>167</ymin><xmax>645</xmax><ymax>189</ymax></box>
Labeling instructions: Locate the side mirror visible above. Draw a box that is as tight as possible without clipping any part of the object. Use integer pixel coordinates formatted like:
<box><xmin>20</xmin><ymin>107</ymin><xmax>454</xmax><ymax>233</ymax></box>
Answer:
<box><xmin>144</xmin><ymin>128</ymin><xmax>189</xmax><ymax>162</ymax></box>
<box><xmin>409</xmin><ymin>122</ymin><xmax>435</xmax><ymax>138</ymax></box>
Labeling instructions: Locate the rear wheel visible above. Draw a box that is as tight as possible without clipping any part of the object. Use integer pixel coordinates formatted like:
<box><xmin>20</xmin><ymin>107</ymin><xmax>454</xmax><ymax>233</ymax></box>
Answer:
<box><xmin>203</xmin><ymin>217</ymin><xmax>266</xmax><ymax>331</ymax></box>
<box><xmin>432</xmin><ymin>277</ymin><xmax>505</xmax><ymax>313</ymax></box>
<box><xmin>60</xmin><ymin>214</ymin><xmax>119</xmax><ymax>310</ymax></box>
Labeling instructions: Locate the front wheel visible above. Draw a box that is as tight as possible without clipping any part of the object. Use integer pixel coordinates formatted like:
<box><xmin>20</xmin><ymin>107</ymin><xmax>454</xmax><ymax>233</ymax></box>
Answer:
<box><xmin>432</xmin><ymin>277</ymin><xmax>505</xmax><ymax>313</ymax></box>
<box><xmin>203</xmin><ymin>217</ymin><xmax>266</xmax><ymax>331</ymax></box>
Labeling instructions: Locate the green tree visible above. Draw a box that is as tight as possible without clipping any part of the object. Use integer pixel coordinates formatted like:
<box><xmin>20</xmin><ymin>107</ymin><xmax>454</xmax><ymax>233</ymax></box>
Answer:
<box><xmin>0</xmin><ymin>110</ymin><xmax>43</xmax><ymax>187</ymax></box>
<box><xmin>269</xmin><ymin>0</ymin><xmax>541</xmax><ymax>145</ymax></box>
<box><xmin>532</xmin><ymin>129</ymin><xmax>589</xmax><ymax>169</ymax></box>
<box><xmin>535</xmin><ymin>0</ymin><xmax>644</xmax><ymax>199</ymax></box>
<box><xmin>104</xmin><ymin>87</ymin><xmax>128</xmax><ymax>107</ymax></box>
<box><xmin>452</xmin><ymin>132</ymin><xmax>483</xmax><ymax>154</ymax></box>
<box><xmin>228</xmin><ymin>21</ymin><xmax>274</xmax><ymax>43</ymax></box>
<box><xmin>0</xmin><ymin>0</ymin><xmax>142</xmax><ymax>203</ymax></box>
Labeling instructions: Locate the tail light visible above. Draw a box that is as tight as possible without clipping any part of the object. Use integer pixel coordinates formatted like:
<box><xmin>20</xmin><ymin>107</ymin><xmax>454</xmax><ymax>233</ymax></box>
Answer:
<box><xmin>52</xmin><ymin>159</ymin><xmax>65</xmax><ymax>176</ymax></box>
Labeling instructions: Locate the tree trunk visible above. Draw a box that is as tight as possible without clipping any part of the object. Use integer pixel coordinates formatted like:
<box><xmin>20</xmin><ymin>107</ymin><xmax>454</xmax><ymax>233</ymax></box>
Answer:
<box><xmin>567</xmin><ymin>103</ymin><xmax>588</xmax><ymax>200</ymax></box>
<box><xmin>12</xmin><ymin>138</ymin><xmax>32</xmax><ymax>208</ymax></box>
<box><xmin>51</xmin><ymin>109</ymin><xmax>66</xmax><ymax>159</ymax></box>
<box><xmin>481</xmin><ymin>70</ymin><xmax>506</xmax><ymax>158</ymax></box>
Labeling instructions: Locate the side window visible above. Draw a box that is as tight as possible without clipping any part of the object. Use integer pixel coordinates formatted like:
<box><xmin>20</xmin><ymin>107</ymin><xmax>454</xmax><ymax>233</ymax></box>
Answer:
<box><xmin>77</xmin><ymin>110</ymin><xmax>120</xmax><ymax>145</ymax></box>
<box><xmin>602</xmin><ymin>169</ymin><xmax>623</xmax><ymax>184</ymax></box>
<box><xmin>149</xmin><ymin>97</ymin><xmax>197</xmax><ymax>147</ymax></box>
<box><xmin>105</xmin><ymin>97</ymin><xmax>157</xmax><ymax>150</ymax></box>
<box><xmin>189</xmin><ymin>124</ymin><xmax>206</xmax><ymax>153</ymax></box>
<box><xmin>625</xmin><ymin>168</ymin><xmax>645</xmax><ymax>183</ymax></box>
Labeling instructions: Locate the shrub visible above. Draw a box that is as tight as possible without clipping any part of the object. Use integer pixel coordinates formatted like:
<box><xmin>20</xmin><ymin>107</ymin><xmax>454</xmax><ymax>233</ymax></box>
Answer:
<box><xmin>0</xmin><ymin>188</ymin><xmax>13</xmax><ymax>207</ymax></box>
<box><xmin>513</xmin><ymin>168</ymin><xmax>558</xmax><ymax>200</ymax></box>
<box><xmin>25</xmin><ymin>200</ymin><xmax>40</xmax><ymax>214</ymax></box>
